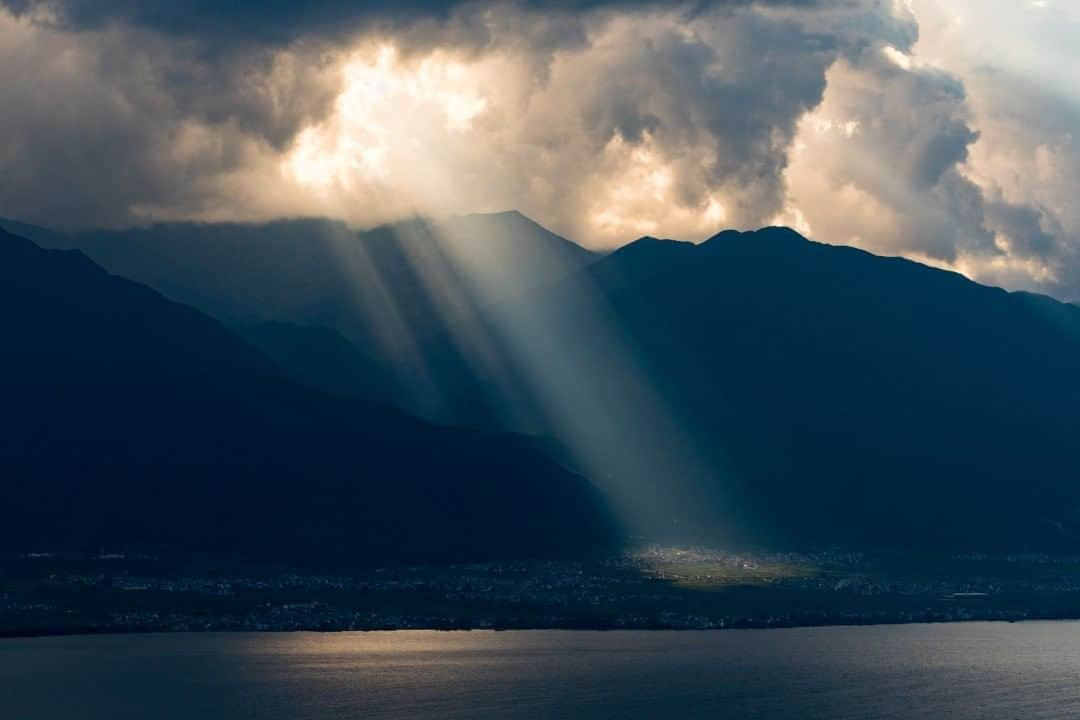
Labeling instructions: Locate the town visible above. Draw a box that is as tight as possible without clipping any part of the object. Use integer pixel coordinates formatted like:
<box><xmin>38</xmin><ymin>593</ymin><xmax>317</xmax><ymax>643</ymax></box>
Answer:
<box><xmin>6</xmin><ymin>547</ymin><xmax>1080</xmax><ymax>636</ymax></box>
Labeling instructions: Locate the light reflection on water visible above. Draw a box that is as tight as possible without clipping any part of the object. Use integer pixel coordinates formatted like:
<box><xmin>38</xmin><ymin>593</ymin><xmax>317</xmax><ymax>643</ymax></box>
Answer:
<box><xmin>3</xmin><ymin>623</ymin><xmax>1080</xmax><ymax>719</ymax></box>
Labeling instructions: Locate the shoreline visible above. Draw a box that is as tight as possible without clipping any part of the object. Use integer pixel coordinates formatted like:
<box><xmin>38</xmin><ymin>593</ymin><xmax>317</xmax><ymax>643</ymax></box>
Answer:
<box><xmin>5</xmin><ymin>610</ymin><xmax>1078</xmax><ymax>641</ymax></box>
<box><xmin>8</xmin><ymin>550</ymin><xmax>1080</xmax><ymax>642</ymax></box>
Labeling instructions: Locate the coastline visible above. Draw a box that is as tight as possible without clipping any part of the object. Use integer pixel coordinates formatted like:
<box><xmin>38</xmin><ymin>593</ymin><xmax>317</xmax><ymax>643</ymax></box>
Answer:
<box><xmin>5</xmin><ymin>608</ymin><xmax>1080</xmax><ymax>640</ymax></box>
<box><xmin>8</xmin><ymin>549</ymin><xmax>1080</xmax><ymax>640</ymax></box>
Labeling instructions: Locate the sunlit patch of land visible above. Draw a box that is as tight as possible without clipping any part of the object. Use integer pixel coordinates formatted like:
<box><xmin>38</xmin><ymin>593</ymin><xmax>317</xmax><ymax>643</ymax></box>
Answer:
<box><xmin>630</xmin><ymin>547</ymin><xmax>823</xmax><ymax>591</ymax></box>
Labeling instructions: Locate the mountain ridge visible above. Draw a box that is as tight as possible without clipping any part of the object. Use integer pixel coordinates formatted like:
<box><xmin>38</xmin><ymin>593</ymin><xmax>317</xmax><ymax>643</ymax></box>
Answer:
<box><xmin>6</xmin><ymin>213</ymin><xmax>1080</xmax><ymax>553</ymax></box>
<box><xmin>410</xmin><ymin>221</ymin><xmax>1080</xmax><ymax>550</ymax></box>
<box><xmin>0</xmin><ymin>226</ymin><xmax>618</xmax><ymax>565</ymax></box>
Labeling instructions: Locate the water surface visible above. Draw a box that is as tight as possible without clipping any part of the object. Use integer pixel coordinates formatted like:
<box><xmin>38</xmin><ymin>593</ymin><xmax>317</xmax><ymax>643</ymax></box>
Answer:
<box><xmin>3</xmin><ymin>623</ymin><xmax>1078</xmax><ymax>719</ymax></box>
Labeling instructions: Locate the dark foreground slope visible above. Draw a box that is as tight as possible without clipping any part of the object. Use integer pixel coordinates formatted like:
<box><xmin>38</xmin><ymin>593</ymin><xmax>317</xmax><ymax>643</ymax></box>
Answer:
<box><xmin>517</xmin><ymin>228</ymin><xmax>1080</xmax><ymax>550</ymax></box>
<box><xmin>0</xmin><ymin>228</ymin><xmax>616</xmax><ymax>565</ymax></box>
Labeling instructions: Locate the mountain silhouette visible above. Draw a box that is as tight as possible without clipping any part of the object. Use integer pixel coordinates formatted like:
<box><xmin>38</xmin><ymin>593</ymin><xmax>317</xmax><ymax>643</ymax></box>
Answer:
<box><xmin>378</xmin><ymin>224</ymin><xmax>1080</xmax><ymax>551</ymax></box>
<box><xmin>0</xmin><ymin>212</ymin><xmax>596</xmax><ymax>421</ymax></box>
<box><xmin>233</xmin><ymin>321</ymin><xmax>404</xmax><ymax>405</ymax></box>
<box><xmin>8</xmin><ymin>213</ymin><xmax>1080</xmax><ymax>553</ymax></box>
<box><xmin>0</xmin><ymin>227</ymin><xmax>616</xmax><ymax>565</ymax></box>
<box><xmin>510</xmin><ymin>227</ymin><xmax>1080</xmax><ymax>550</ymax></box>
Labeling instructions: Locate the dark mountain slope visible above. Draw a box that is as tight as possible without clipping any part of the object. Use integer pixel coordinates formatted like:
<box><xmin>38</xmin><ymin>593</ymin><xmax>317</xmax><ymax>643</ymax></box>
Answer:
<box><xmin>402</xmin><ymin>226</ymin><xmax>1080</xmax><ymax>551</ymax></box>
<box><xmin>8</xmin><ymin>210</ymin><xmax>1080</xmax><ymax>553</ymax></box>
<box><xmin>520</xmin><ymin>227</ymin><xmax>1080</xmax><ymax>550</ymax></box>
<box><xmin>233</xmin><ymin>321</ymin><xmax>403</xmax><ymax>404</ymax></box>
<box><xmin>0</xmin><ymin>228</ymin><xmax>616</xmax><ymax>565</ymax></box>
<box><xmin>0</xmin><ymin>213</ymin><xmax>597</xmax><ymax>419</ymax></box>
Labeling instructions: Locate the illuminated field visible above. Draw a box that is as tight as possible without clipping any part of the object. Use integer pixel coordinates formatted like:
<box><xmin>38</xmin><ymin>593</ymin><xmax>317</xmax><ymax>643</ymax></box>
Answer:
<box><xmin>633</xmin><ymin>549</ymin><xmax>823</xmax><ymax>591</ymax></box>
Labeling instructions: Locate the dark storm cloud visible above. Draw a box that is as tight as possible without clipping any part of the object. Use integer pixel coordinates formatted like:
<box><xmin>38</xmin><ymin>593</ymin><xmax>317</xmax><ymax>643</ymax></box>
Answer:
<box><xmin>1</xmin><ymin>0</ymin><xmax>824</xmax><ymax>46</ymax></box>
<box><xmin>987</xmin><ymin>201</ymin><xmax>1058</xmax><ymax>259</ymax></box>
<box><xmin>560</xmin><ymin>7</ymin><xmax>842</xmax><ymax>229</ymax></box>
<box><xmin>0</xmin><ymin>11</ymin><xmax>342</xmax><ymax>227</ymax></box>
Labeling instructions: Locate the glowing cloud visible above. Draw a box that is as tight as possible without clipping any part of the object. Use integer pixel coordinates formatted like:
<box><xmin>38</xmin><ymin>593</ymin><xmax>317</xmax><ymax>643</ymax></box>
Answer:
<box><xmin>1</xmin><ymin>1</ymin><xmax>1079</xmax><ymax>296</ymax></box>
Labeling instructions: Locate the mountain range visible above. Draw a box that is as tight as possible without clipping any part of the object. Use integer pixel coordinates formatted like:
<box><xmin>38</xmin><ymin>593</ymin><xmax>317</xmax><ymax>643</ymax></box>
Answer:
<box><xmin>4</xmin><ymin>211</ymin><xmax>595</xmax><ymax>421</ymax></box>
<box><xmin>527</xmin><ymin>228</ymin><xmax>1080</xmax><ymax>549</ymax></box>
<box><xmin>0</xmin><ymin>226</ymin><xmax>616</xmax><ymax>564</ymax></box>
<box><xmin>4</xmin><ymin>213</ymin><xmax>1080</xmax><ymax>556</ymax></box>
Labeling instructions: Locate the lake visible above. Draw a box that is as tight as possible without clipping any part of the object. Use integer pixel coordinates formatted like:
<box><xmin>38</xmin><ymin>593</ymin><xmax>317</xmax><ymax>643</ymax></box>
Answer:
<box><xmin>2</xmin><ymin>623</ymin><xmax>1079</xmax><ymax>718</ymax></box>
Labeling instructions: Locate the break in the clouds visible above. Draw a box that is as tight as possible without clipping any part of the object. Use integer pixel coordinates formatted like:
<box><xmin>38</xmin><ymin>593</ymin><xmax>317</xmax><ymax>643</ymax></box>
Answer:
<box><xmin>1</xmin><ymin>0</ymin><xmax>1079</xmax><ymax>298</ymax></box>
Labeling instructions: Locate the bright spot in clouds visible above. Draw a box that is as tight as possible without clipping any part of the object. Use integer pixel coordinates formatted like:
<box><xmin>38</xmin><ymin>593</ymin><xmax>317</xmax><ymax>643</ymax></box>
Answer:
<box><xmin>285</xmin><ymin>45</ymin><xmax>489</xmax><ymax>196</ymax></box>
<box><xmin>2</xmin><ymin>0</ymin><xmax>1080</xmax><ymax>297</ymax></box>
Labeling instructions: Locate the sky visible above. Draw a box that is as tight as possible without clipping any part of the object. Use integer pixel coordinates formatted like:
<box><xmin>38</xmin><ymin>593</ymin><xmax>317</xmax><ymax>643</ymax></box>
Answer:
<box><xmin>1</xmin><ymin>0</ymin><xmax>1079</xmax><ymax>299</ymax></box>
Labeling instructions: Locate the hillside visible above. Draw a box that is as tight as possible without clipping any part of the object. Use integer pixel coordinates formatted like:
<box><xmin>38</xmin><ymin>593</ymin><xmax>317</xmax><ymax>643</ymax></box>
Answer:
<box><xmin>7</xmin><ymin>213</ymin><xmax>1080</xmax><ymax>553</ymax></box>
<box><xmin>509</xmin><ymin>227</ymin><xmax>1080</xmax><ymax>549</ymax></box>
<box><xmin>0</xmin><ymin>212</ymin><xmax>596</xmax><ymax>420</ymax></box>
<box><xmin>0</xmin><ymin>228</ymin><xmax>617</xmax><ymax>565</ymax></box>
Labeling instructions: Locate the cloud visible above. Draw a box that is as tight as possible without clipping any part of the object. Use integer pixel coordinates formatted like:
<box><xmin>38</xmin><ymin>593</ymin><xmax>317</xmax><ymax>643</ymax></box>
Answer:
<box><xmin>0</xmin><ymin>1</ymin><xmax>827</xmax><ymax>50</ymax></box>
<box><xmin>780</xmin><ymin>0</ymin><xmax>1080</xmax><ymax>298</ymax></box>
<box><xmin>785</xmin><ymin>47</ymin><xmax>995</xmax><ymax>262</ymax></box>
<box><xmin>0</xmin><ymin>0</ymin><xmax>1078</xmax><ymax>298</ymax></box>
<box><xmin>0</xmin><ymin>10</ymin><xmax>343</xmax><ymax>227</ymax></box>
<box><xmin>262</xmin><ymin>5</ymin><xmax>858</xmax><ymax>243</ymax></box>
<box><xmin>962</xmin><ymin>70</ymin><xmax>1080</xmax><ymax>295</ymax></box>
<box><xmin>0</xmin><ymin>1</ymin><xmax>901</xmax><ymax>235</ymax></box>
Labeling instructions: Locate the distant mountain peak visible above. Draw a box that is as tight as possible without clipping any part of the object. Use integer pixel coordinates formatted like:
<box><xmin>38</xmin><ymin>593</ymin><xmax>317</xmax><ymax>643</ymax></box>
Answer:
<box><xmin>610</xmin><ymin>235</ymin><xmax>695</xmax><ymax>256</ymax></box>
<box><xmin>462</xmin><ymin>209</ymin><xmax>531</xmax><ymax>222</ymax></box>
<box><xmin>446</xmin><ymin>210</ymin><xmax>584</xmax><ymax>249</ymax></box>
<box><xmin>599</xmin><ymin>226</ymin><xmax>816</xmax><ymax>264</ymax></box>
<box><xmin>703</xmin><ymin>226</ymin><xmax>813</xmax><ymax>247</ymax></box>
<box><xmin>0</xmin><ymin>225</ymin><xmax>102</xmax><ymax>275</ymax></box>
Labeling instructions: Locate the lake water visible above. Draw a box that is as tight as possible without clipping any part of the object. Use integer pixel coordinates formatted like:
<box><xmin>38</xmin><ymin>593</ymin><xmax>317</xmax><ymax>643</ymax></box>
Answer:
<box><xmin>3</xmin><ymin>623</ymin><xmax>1079</xmax><ymax>719</ymax></box>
